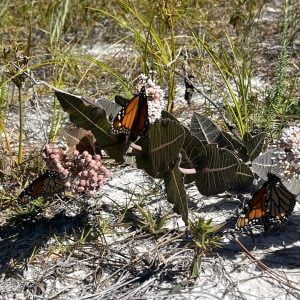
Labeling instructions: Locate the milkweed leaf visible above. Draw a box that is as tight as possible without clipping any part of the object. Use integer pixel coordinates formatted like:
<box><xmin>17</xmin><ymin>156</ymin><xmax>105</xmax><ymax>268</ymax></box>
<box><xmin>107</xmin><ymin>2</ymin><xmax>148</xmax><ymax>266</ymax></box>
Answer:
<box><xmin>195</xmin><ymin>144</ymin><xmax>240</xmax><ymax>195</ymax></box>
<box><xmin>136</xmin><ymin>119</ymin><xmax>185</xmax><ymax>178</ymax></box>
<box><xmin>55</xmin><ymin>90</ymin><xmax>128</xmax><ymax>162</ymax></box>
<box><xmin>164</xmin><ymin>162</ymin><xmax>188</xmax><ymax>225</ymax></box>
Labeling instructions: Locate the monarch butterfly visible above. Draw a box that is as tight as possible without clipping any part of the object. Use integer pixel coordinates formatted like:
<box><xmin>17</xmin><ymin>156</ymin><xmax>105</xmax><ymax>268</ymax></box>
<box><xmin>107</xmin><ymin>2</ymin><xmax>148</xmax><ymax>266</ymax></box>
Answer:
<box><xmin>236</xmin><ymin>172</ymin><xmax>296</xmax><ymax>231</ymax></box>
<box><xmin>18</xmin><ymin>170</ymin><xmax>65</xmax><ymax>201</ymax></box>
<box><xmin>112</xmin><ymin>86</ymin><xmax>149</xmax><ymax>141</ymax></box>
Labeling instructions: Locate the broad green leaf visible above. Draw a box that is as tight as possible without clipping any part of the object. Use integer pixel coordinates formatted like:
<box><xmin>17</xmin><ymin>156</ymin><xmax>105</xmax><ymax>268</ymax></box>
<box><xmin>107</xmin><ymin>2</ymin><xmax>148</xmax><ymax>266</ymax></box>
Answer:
<box><xmin>191</xmin><ymin>113</ymin><xmax>249</xmax><ymax>161</ymax></box>
<box><xmin>191</xmin><ymin>112</ymin><xmax>220</xmax><ymax>143</ymax></box>
<box><xmin>285</xmin><ymin>177</ymin><xmax>300</xmax><ymax>196</ymax></box>
<box><xmin>55</xmin><ymin>91</ymin><xmax>129</xmax><ymax>162</ymax></box>
<box><xmin>195</xmin><ymin>144</ymin><xmax>240</xmax><ymax>195</ymax></box>
<box><xmin>220</xmin><ymin>131</ymin><xmax>248</xmax><ymax>161</ymax></box>
<box><xmin>181</xmin><ymin>131</ymin><xmax>207</xmax><ymax>184</ymax></box>
<box><xmin>96</xmin><ymin>98</ymin><xmax>121</xmax><ymax>121</ymax></box>
<box><xmin>161</xmin><ymin>110</ymin><xmax>179</xmax><ymax>122</ymax></box>
<box><xmin>136</xmin><ymin>119</ymin><xmax>185</xmax><ymax>178</ymax></box>
<box><xmin>227</xmin><ymin>161</ymin><xmax>254</xmax><ymax>192</ymax></box>
<box><xmin>243</xmin><ymin>131</ymin><xmax>266</xmax><ymax>161</ymax></box>
<box><xmin>164</xmin><ymin>162</ymin><xmax>188</xmax><ymax>225</ymax></box>
<box><xmin>182</xmin><ymin>132</ymin><xmax>207</xmax><ymax>169</ymax></box>
<box><xmin>252</xmin><ymin>149</ymin><xmax>281</xmax><ymax>180</ymax></box>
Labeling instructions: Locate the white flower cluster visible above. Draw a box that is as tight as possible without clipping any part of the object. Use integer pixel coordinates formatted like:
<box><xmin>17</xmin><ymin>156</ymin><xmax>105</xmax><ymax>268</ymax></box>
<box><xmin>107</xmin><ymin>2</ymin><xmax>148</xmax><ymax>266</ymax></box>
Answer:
<box><xmin>136</xmin><ymin>74</ymin><xmax>165</xmax><ymax>123</ymax></box>
<box><xmin>274</xmin><ymin>123</ymin><xmax>300</xmax><ymax>180</ymax></box>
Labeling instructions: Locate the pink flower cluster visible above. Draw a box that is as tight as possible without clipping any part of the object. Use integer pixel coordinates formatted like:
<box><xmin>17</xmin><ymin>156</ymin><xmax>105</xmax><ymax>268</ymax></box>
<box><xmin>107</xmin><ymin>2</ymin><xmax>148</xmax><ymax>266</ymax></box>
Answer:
<box><xmin>42</xmin><ymin>144</ymin><xmax>110</xmax><ymax>196</ymax></box>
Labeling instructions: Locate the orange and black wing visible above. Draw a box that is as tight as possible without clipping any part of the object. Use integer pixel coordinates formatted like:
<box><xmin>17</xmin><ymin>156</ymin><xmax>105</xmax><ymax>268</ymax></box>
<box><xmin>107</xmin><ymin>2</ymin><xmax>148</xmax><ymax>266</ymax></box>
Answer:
<box><xmin>41</xmin><ymin>171</ymin><xmax>65</xmax><ymax>195</ymax></box>
<box><xmin>112</xmin><ymin>86</ymin><xmax>149</xmax><ymax>140</ymax></box>
<box><xmin>18</xmin><ymin>170</ymin><xmax>65</xmax><ymax>201</ymax></box>
<box><xmin>236</xmin><ymin>172</ymin><xmax>296</xmax><ymax>231</ymax></box>
<box><xmin>265</xmin><ymin>173</ymin><xmax>296</xmax><ymax>225</ymax></box>
<box><xmin>236</xmin><ymin>184</ymin><xmax>268</xmax><ymax>230</ymax></box>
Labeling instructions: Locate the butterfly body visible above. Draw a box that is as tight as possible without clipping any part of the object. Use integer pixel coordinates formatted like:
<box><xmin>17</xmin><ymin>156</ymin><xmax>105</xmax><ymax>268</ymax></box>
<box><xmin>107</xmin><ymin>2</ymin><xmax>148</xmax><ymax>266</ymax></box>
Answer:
<box><xmin>236</xmin><ymin>173</ymin><xmax>296</xmax><ymax>231</ymax></box>
<box><xmin>18</xmin><ymin>170</ymin><xmax>65</xmax><ymax>201</ymax></box>
<box><xmin>112</xmin><ymin>86</ymin><xmax>149</xmax><ymax>141</ymax></box>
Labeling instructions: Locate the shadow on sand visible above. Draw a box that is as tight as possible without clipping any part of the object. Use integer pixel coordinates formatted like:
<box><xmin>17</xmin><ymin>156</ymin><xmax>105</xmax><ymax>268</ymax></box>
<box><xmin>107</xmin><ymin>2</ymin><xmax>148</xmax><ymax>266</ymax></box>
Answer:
<box><xmin>0</xmin><ymin>212</ymin><xmax>87</xmax><ymax>274</ymax></box>
<box><xmin>220</xmin><ymin>212</ymin><xmax>300</xmax><ymax>269</ymax></box>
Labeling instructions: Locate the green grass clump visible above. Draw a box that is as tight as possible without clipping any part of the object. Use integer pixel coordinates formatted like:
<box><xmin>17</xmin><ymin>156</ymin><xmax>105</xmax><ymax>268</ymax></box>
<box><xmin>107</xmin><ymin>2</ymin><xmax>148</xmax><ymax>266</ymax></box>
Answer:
<box><xmin>262</xmin><ymin>0</ymin><xmax>299</xmax><ymax>133</ymax></box>
<box><xmin>189</xmin><ymin>217</ymin><xmax>223</xmax><ymax>278</ymax></box>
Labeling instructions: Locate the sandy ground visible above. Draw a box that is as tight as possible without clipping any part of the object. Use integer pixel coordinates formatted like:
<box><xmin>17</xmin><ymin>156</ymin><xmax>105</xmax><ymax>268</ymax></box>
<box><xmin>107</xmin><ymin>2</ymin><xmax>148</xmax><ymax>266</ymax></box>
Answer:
<box><xmin>0</xmin><ymin>168</ymin><xmax>299</xmax><ymax>299</ymax></box>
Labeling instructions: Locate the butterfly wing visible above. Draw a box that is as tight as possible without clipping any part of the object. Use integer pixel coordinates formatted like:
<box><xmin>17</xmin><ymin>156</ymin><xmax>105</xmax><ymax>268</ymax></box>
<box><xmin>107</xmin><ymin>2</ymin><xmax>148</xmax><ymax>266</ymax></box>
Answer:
<box><xmin>113</xmin><ymin>94</ymin><xmax>140</xmax><ymax>132</ymax></box>
<box><xmin>18</xmin><ymin>170</ymin><xmax>65</xmax><ymax>201</ymax></box>
<box><xmin>129</xmin><ymin>91</ymin><xmax>149</xmax><ymax>140</ymax></box>
<box><xmin>236</xmin><ymin>172</ymin><xmax>296</xmax><ymax>231</ymax></box>
<box><xmin>236</xmin><ymin>184</ymin><xmax>268</xmax><ymax>230</ymax></box>
<box><xmin>41</xmin><ymin>171</ymin><xmax>65</xmax><ymax>195</ymax></box>
<box><xmin>266</xmin><ymin>178</ymin><xmax>296</xmax><ymax>225</ymax></box>
<box><xmin>112</xmin><ymin>87</ymin><xmax>149</xmax><ymax>140</ymax></box>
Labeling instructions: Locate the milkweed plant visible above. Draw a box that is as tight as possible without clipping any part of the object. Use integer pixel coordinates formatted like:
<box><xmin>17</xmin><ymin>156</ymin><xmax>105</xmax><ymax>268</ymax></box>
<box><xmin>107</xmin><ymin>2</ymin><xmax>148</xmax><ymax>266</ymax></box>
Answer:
<box><xmin>137</xmin><ymin>74</ymin><xmax>165</xmax><ymax>124</ymax></box>
<box><xmin>42</xmin><ymin>144</ymin><xmax>110</xmax><ymax>196</ymax></box>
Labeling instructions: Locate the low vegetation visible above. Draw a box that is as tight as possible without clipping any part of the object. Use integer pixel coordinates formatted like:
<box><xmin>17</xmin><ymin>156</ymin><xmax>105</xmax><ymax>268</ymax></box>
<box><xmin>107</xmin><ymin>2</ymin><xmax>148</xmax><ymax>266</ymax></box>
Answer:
<box><xmin>0</xmin><ymin>0</ymin><xmax>299</xmax><ymax>298</ymax></box>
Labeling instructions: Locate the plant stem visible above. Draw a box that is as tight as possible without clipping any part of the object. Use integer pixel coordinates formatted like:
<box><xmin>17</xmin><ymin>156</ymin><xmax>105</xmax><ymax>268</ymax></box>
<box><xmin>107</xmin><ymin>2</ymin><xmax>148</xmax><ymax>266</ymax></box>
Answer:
<box><xmin>166</xmin><ymin>0</ymin><xmax>176</xmax><ymax>112</ymax></box>
<box><xmin>49</xmin><ymin>97</ymin><xmax>62</xmax><ymax>143</ymax></box>
<box><xmin>17</xmin><ymin>86</ymin><xmax>23</xmax><ymax>164</ymax></box>
<box><xmin>0</xmin><ymin>117</ymin><xmax>13</xmax><ymax>163</ymax></box>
